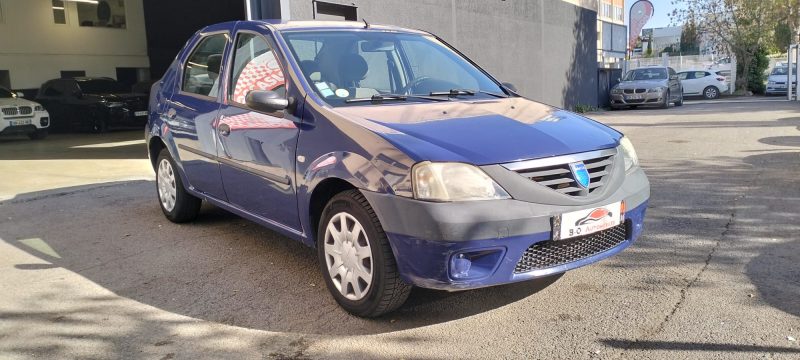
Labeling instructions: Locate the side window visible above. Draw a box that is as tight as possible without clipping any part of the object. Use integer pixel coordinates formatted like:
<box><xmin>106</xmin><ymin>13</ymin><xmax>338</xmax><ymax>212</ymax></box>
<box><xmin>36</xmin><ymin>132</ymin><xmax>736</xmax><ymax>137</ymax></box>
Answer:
<box><xmin>678</xmin><ymin>72</ymin><xmax>689</xmax><ymax>80</ymax></box>
<box><xmin>230</xmin><ymin>32</ymin><xmax>286</xmax><ymax>105</ymax></box>
<box><xmin>702</xmin><ymin>71</ymin><xmax>712</xmax><ymax>78</ymax></box>
<box><xmin>182</xmin><ymin>33</ymin><xmax>228</xmax><ymax>97</ymax></box>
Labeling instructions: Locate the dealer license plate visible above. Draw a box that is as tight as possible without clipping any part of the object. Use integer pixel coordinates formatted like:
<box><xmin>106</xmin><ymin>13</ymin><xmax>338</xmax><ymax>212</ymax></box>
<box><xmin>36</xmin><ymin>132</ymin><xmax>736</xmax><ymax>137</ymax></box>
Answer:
<box><xmin>134</xmin><ymin>111</ymin><xmax>148</xmax><ymax>117</ymax></box>
<box><xmin>552</xmin><ymin>202</ymin><xmax>622</xmax><ymax>241</ymax></box>
<box><xmin>10</xmin><ymin>119</ymin><xmax>31</xmax><ymax>126</ymax></box>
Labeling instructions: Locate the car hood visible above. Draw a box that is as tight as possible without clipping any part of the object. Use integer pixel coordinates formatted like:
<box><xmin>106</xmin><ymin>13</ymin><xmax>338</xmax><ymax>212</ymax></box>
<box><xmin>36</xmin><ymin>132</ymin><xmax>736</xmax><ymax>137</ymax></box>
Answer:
<box><xmin>768</xmin><ymin>74</ymin><xmax>797</xmax><ymax>83</ymax></box>
<box><xmin>0</xmin><ymin>97</ymin><xmax>41</xmax><ymax>107</ymax></box>
<box><xmin>332</xmin><ymin>97</ymin><xmax>621</xmax><ymax>165</ymax></box>
<box><xmin>616</xmin><ymin>80</ymin><xmax>668</xmax><ymax>89</ymax></box>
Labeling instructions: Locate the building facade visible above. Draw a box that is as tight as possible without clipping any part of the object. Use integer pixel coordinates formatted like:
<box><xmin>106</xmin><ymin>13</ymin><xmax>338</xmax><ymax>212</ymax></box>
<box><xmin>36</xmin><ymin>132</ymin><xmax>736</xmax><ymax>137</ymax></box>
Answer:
<box><xmin>1</xmin><ymin>0</ymin><xmax>605</xmax><ymax>109</ymax></box>
<box><xmin>596</xmin><ymin>0</ymin><xmax>626</xmax><ymax>68</ymax></box>
<box><xmin>0</xmin><ymin>0</ymin><xmax>149</xmax><ymax>90</ymax></box>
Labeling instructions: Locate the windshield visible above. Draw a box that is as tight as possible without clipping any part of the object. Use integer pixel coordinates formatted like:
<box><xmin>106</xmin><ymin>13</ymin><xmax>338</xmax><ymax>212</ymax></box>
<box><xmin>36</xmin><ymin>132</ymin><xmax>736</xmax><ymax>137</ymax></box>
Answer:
<box><xmin>771</xmin><ymin>67</ymin><xmax>797</xmax><ymax>76</ymax></box>
<box><xmin>623</xmin><ymin>68</ymin><xmax>668</xmax><ymax>81</ymax></box>
<box><xmin>0</xmin><ymin>87</ymin><xmax>13</xmax><ymax>98</ymax></box>
<box><xmin>282</xmin><ymin>30</ymin><xmax>507</xmax><ymax>106</ymax></box>
<box><xmin>78</xmin><ymin>79</ymin><xmax>127</xmax><ymax>94</ymax></box>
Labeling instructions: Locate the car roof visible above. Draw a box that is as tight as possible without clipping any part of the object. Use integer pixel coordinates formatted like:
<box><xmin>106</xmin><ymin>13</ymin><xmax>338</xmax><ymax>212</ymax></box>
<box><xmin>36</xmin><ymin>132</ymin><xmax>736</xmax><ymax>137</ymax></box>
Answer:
<box><xmin>255</xmin><ymin>19</ymin><xmax>428</xmax><ymax>34</ymax></box>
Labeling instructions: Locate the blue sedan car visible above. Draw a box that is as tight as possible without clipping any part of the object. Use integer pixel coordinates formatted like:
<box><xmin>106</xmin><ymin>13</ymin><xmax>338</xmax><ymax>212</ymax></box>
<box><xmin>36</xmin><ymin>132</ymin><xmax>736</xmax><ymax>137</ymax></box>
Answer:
<box><xmin>145</xmin><ymin>20</ymin><xmax>650</xmax><ymax>317</ymax></box>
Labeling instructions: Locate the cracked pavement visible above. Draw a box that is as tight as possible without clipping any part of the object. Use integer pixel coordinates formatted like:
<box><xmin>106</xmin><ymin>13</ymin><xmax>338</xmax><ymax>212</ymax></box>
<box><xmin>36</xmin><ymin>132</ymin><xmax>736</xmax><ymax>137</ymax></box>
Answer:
<box><xmin>0</xmin><ymin>100</ymin><xmax>799</xmax><ymax>359</ymax></box>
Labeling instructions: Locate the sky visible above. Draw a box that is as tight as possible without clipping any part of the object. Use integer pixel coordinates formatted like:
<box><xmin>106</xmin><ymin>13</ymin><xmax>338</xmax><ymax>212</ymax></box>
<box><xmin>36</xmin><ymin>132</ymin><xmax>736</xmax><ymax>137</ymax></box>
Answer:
<box><xmin>624</xmin><ymin>0</ymin><xmax>679</xmax><ymax>30</ymax></box>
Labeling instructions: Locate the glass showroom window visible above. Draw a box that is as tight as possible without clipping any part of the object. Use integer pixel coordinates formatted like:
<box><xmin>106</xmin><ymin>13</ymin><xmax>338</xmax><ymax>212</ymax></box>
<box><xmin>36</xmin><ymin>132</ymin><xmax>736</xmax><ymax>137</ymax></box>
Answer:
<box><xmin>52</xmin><ymin>0</ymin><xmax>66</xmax><ymax>24</ymax></box>
<box><xmin>77</xmin><ymin>0</ymin><xmax>126</xmax><ymax>28</ymax></box>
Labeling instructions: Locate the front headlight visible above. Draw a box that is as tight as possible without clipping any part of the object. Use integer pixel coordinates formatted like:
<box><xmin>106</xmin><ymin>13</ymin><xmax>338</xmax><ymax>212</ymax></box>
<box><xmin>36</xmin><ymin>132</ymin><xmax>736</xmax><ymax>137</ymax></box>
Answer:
<box><xmin>34</xmin><ymin>105</ymin><xmax>44</xmax><ymax>111</ymax></box>
<box><xmin>618</xmin><ymin>136</ymin><xmax>639</xmax><ymax>172</ymax></box>
<box><xmin>412</xmin><ymin>162</ymin><xmax>510</xmax><ymax>202</ymax></box>
<box><xmin>647</xmin><ymin>87</ymin><xmax>663</xmax><ymax>93</ymax></box>
<box><xmin>611</xmin><ymin>88</ymin><xmax>623</xmax><ymax>94</ymax></box>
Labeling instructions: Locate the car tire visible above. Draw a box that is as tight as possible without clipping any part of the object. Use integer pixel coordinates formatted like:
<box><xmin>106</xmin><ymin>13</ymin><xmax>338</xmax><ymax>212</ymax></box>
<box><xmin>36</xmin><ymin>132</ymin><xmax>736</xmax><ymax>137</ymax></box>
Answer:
<box><xmin>703</xmin><ymin>86</ymin><xmax>720</xmax><ymax>100</ymax></box>
<box><xmin>156</xmin><ymin>148</ymin><xmax>202</xmax><ymax>223</ymax></box>
<box><xmin>675</xmin><ymin>91</ymin><xmax>684</xmax><ymax>106</ymax></box>
<box><xmin>660</xmin><ymin>91</ymin><xmax>670</xmax><ymax>109</ymax></box>
<box><xmin>317</xmin><ymin>189</ymin><xmax>411</xmax><ymax>317</ymax></box>
<box><xmin>28</xmin><ymin>129</ymin><xmax>48</xmax><ymax>140</ymax></box>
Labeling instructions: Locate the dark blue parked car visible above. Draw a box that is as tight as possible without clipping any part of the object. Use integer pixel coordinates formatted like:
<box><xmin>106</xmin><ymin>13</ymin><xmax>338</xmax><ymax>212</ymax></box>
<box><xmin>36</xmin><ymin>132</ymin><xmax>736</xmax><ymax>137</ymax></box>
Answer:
<box><xmin>145</xmin><ymin>20</ymin><xmax>650</xmax><ymax>317</ymax></box>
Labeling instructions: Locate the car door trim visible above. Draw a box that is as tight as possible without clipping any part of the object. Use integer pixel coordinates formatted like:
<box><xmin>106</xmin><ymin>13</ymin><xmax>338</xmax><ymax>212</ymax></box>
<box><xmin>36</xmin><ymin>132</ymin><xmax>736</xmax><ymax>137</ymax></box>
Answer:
<box><xmin>177</xmin><ymin>144</ymin><xmax>291</xmax><ymax>185</ymax></box>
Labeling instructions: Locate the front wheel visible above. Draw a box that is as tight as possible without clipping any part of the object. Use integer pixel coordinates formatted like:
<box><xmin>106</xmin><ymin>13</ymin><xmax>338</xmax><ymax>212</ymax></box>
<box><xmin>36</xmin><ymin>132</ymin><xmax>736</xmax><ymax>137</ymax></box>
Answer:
<box><xmin>660</xmin><ymin>91</ymin><xmax>670</xmax><ymax>109</ymax></box>
<box><xmin>156</xmin><ymin>148</ymin><xmax>201</xmax><ymax>223</ymax></box>
<box><xmin>675</xmin><ymin>91</ymin><xmax>684</xmax><ymax>106</ymax></box>
<box><xmin>317</xmin><ymin>190</ymin><xmax>411</xmax><ymax>317</ymax></box>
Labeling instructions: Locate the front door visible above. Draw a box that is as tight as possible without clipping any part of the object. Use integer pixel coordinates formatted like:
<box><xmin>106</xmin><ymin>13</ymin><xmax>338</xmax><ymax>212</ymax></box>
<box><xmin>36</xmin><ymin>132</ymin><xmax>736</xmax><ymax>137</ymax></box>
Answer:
<box><xmin>166</xmin><ymin>32</ymin><xmax>229</xmax><ymax>200</ymax></box>
<box><xmin>216</xmin><ymin>29</ymin><xmax>301</xmax><ymax>230</ymax></box>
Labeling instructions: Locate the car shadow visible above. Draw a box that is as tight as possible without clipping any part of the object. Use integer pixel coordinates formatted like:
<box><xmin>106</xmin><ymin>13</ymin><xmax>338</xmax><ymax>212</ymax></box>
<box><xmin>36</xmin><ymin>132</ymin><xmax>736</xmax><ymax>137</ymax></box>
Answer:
<box><xmin>0</xmin><ymin>130</ymin><xmax>147</xmax><ymax>160</ymax></box>
<box><xmin>2</xmin><ymin>181</ymin><xmax>561</xmax><ymax>336</ymax></box>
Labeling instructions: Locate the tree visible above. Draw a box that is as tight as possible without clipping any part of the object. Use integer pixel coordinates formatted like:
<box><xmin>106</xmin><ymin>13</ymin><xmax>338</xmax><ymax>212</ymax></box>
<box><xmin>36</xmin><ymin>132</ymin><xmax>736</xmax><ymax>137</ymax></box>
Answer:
<box><xmin>671</xmin><ymin>1</ymin><xmax>778</xmax><ymax>92</ymax></box>
<box><xmin>774</xmin><ymin>23</ymin><xmax>793</xmax><ymax>52</ymax></box>
<box><xmin>680</xmin><ymin>19</ymin><xmax>701</xmax><ymax>54</ymax></box>
<box><xmin>645</xmin><ymin>40</ymin><xmax>653</xmax><ymax>57</ymax></box>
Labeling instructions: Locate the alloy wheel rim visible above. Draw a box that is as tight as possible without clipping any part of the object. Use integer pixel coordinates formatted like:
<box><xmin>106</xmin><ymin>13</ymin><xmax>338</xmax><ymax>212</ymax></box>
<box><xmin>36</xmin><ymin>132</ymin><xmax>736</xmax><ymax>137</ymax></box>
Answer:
<box><xmin>323</xmin><ymin>212</ymin><xmax>373</xmax><ymax>301</ymax></box>
<box><xmin>157</xmin><ymin>159</ymin><xmax>177</xmax><ymax>212</ymax></box>
<box><xmin>707</xmin><ymin>88</ymin><xmax>717</xmax><ymax>98</ymax></box>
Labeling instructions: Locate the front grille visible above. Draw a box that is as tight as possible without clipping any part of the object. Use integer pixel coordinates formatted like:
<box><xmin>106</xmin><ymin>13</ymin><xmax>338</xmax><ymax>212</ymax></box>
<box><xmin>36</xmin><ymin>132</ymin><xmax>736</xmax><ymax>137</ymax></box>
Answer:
<box><xmin>18</xmin><ymin>106</ymin><xmax>32</xmax><ymax>115</ymax></box>
<box><xmin>514</xmin><ymin>223</ymin><xmax>628</xmax><ymax>273</ymax></box>
<box><xmin>2</xmin><ymin>107</ymin><xmax>18</xmax><ymax>116</ymax></box>
<box><xmin>622</xmin><ymin>89</ymin><xmax>646</xmax><ymax>94</ymax></box>
<box><xmin>510</xmin><ymin>150</ymin><xmax>615</xmax><ymax>197</ymax></box>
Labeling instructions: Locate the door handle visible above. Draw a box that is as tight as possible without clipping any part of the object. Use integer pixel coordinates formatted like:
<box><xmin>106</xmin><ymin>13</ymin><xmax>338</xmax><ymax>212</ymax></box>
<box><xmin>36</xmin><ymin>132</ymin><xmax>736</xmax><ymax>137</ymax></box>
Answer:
<box><xmin>218</xmin><ymin>123</ymin><xmax>231</xmax><ymax>137</ymax></box>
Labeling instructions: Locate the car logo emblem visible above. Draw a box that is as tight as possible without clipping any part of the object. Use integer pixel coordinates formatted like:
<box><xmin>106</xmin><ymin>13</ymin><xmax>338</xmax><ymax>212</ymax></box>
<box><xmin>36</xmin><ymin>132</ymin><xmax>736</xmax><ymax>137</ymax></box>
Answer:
<box><xmin>569</xmin><ymin>162</ymin><xmax>590</xmax><ymax>189</ymax></box>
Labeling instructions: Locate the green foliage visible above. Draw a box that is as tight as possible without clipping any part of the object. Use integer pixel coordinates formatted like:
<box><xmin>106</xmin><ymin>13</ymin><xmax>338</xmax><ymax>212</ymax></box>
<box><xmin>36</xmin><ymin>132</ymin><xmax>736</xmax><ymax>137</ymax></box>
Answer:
<box><xmin>574</xmin><ymin>104</ymin><xmax>597</xmax><ymax>114</ymax></box>
<box><xmin>645</xmin><ymin>41</ymin><xmax>653</xmax><ymax>57</ymax></box>
<box><xmin>773</xmin><ymin>23</ymin><xmax>793</xmax><ymax>52</ymax></box>
<box><xmin>680</xmin><ymin>19</ymin><xmax>701</xmax><ymax>54</ymax></box>
<box><xmin>736</xmin><ymin>46</ymin><xmax>770</xmax><ymax>94</ymax></box>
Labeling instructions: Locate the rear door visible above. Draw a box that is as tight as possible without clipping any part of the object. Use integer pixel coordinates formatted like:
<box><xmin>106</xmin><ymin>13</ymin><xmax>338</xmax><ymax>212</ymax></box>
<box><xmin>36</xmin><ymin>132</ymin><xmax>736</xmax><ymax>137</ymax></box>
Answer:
<box><xmin>165</xmin><ymin>31</ymin><xmax>230</xmax><ymax>200</ymax></box>
<box><xmin>679</xmin><ymin>72</ymin><xmax>699</xmax><ymax>94</ymax></box>
<box><xmin>215</xmin><ymin>25</ymin><xmax>302</xmax><ymax>231</ymax></box>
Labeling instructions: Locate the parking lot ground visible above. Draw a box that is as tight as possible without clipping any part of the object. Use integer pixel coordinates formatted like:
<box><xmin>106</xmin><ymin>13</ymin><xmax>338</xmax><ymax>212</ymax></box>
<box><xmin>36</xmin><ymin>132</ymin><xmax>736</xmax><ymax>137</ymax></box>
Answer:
<box><xmin>1</xmin><ymin>100</ymin><xmax>799</xmax><ymax>359</ymax></box>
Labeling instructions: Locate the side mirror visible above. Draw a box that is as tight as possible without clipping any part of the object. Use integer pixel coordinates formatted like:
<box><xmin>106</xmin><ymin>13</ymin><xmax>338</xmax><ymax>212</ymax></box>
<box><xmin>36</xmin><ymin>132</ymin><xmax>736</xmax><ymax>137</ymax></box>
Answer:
<box><xmin>14</xmin><ymin>92</ymin><xmax>24</xmax><ymax>98</ymax></box>
<box><xmin>502</xmin><ymin>82</ymin><xmax>518</xmax><ymax>93</ymax></box>
<box><xmin>670</xmin><ymin>75</ymin><xmax>679</xmax><ymax>81</ymax></box>
<box><xmin>616</xmin><ymin>78</ymin><xmax>621</xmax><ymax>83</ymax></box>
<box><xmin>245</xmin><ymin>90</ymin><xmax>288</xmax><ymax>113</ymax></box>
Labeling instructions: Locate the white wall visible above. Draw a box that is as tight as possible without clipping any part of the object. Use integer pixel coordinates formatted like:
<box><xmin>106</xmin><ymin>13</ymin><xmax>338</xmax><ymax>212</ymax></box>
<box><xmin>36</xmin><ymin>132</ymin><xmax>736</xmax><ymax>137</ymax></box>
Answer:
<box><xmin>0</xmin><ymin>0</ymin><xmax>148</xmax><ymax>89</ymax></box>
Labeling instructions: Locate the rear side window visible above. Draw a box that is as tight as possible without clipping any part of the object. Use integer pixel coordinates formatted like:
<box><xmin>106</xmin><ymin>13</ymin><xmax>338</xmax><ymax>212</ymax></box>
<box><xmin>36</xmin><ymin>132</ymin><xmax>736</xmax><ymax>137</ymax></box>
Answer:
<box><xmin>678</xmin><ymin>72</ymin><xmax>690</xmax><ymax>80</ymax></box>
<box><xmin>229</xmin><ymin>32</ymin><xmax>286</xmax><ymax>105</ymax></box>
<box><xmin>182</xmin><ymin>33</ymin><xmax>228</xmax><ymax>97</ymax></box>
<box><xmin>694</xmin><ymin>71</ymin><xmax>707</xmax><ymax>79</ymax></box>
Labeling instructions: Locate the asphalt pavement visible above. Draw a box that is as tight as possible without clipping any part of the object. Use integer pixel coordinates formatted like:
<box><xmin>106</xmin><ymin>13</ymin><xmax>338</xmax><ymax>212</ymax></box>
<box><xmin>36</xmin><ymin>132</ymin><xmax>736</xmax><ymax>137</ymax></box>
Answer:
<box><xmin>0</xmin><ymin>100</ymin><xmax>798</xmax><ymax>359</ymax></box>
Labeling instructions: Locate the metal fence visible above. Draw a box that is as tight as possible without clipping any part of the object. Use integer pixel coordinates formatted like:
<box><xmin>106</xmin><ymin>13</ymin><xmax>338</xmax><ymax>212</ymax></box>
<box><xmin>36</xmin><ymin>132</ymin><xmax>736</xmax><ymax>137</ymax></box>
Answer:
<box><xmin>624</xmin><ymin>54</ymin><xmax>737</xmax><ymax>94</ymax></box>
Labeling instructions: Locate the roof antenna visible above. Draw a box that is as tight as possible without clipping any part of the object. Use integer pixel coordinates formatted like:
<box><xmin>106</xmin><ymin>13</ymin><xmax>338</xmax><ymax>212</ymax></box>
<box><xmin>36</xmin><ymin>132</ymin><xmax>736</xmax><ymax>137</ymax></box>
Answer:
<box><xmin>363</xmin><ymin>18</ymin><xmax>370</xmax><ymax>28</ymax></box>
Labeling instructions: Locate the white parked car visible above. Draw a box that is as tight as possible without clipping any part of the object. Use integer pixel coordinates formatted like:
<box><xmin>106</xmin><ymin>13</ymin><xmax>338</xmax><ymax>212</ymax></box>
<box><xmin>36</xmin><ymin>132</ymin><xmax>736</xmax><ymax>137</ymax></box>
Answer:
<box><xmin>677</xmin><ymin>70</ymin><xmax>729</xmax><ymax>99</ymax></box>
<box><xmin>765</xmin><ymin>65</ymin><xmax>798</xmax><ymax>96</ymax></box>
<box><xmin>0</xmin><ymin>86</ymin><xmax>50</xmax><ymax>140</ymax></box>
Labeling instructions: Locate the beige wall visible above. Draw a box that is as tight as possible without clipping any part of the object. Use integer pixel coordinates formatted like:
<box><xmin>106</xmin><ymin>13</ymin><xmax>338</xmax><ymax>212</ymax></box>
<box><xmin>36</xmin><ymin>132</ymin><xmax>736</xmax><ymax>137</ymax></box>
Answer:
<box><xmin>0</xmin><ymin>0</ymin><xmax>148</xmax><ymax>89</ymax></box>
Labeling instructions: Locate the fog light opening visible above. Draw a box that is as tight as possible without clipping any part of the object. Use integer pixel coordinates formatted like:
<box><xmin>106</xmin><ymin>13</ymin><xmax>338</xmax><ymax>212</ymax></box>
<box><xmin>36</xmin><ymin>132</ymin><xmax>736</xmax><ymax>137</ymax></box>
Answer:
<box><xmin>449</xmin><ymin>248</ymin><xmax>505</xmax><ymax>280</ymax></box>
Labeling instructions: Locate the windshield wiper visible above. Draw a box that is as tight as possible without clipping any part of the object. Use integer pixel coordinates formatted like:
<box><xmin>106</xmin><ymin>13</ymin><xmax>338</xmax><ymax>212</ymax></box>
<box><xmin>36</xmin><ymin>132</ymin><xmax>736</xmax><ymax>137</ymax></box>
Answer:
<box><xmin>429</xmin><ymin>89</ymin><xmax>508</xmax><ymax>98</ymax></box>
<box><xmin>345</xmin><ymin>93</ymin><xmax>447</xmax><ymax>103</ymax></box>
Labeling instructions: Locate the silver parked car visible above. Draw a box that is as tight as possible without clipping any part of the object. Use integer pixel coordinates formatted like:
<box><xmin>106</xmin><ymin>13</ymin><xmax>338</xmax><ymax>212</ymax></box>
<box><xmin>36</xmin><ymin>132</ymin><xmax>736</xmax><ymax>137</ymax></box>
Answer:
<box><xmin>610</xmin><ymin>66</ymin><xmax>683</xmax><ymax>109</ymax></box>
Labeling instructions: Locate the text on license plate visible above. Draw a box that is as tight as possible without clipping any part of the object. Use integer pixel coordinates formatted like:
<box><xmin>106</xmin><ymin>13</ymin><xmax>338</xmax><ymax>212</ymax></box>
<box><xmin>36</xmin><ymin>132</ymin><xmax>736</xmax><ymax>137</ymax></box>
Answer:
<box><xmin>10</xmin><ymin>119</ymin><xmax>32</xmax><ymax>126</ymax></box>
<box><xmin>626</xmin><ymin>94</ymin><xmax>643</xmax><ymax>100</ymax></box>
<box><xmin>553</xmin><ymin>202</ymin><xmax>622</xmax><ymax>241</ymax></box>
<box><xmin>134</xmin><ymin>111</ymin><xmax>148</xmax><ymax>117</ymax></box>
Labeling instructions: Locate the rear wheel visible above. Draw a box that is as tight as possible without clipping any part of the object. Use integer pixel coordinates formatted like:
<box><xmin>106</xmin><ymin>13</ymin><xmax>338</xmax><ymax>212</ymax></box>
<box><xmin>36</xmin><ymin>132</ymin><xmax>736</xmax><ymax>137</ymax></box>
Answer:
<box><xmin>317</xmin><ymin>190</ymin><xmax>411</xmax><ymax>317</ymax></box>
<box><xmin>156</xmin><ymin>148</ymin><xmax>201</xmax><ymax>223</ymax></box>
<box><xmin>703</xmin><ymin>86</ymin><xmax>720</xmax><ymax>99</ymax></box>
